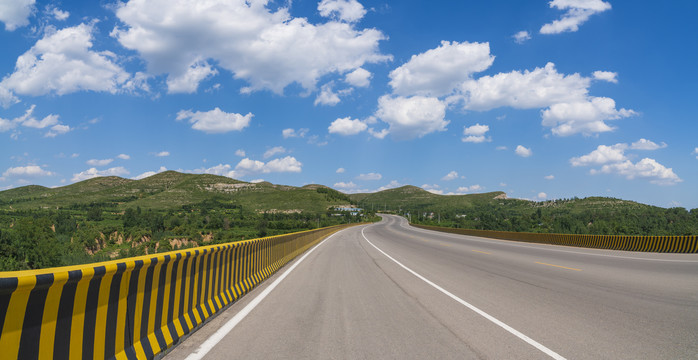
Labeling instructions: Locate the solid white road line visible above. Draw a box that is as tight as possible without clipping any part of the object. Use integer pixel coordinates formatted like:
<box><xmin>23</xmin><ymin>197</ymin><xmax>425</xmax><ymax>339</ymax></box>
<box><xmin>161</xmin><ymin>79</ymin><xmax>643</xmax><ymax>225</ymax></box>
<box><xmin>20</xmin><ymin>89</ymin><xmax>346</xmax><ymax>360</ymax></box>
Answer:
<box><xmin>184</xmin><ymin>230</ymin><xmax>344</xmax><ymax>360</ymax></box>
<box><xmin>361</xmin><ymin>226</ymin><xmax>567</xmax><ymax>360</ymax></box>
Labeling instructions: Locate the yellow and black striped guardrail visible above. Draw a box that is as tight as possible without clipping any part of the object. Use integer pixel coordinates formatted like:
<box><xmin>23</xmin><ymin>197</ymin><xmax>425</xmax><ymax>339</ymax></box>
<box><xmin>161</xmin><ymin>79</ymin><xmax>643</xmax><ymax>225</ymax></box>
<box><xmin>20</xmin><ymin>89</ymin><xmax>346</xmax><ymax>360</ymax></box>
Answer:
<box><xmin>0</xmin><ymin>223</ymin><xmax>360</xmax><ymax>360</ymax></box>
<box><xmin>413</xmin><ymin>224</ymin><xmax>698</xmax><ymax>253</ymax></box>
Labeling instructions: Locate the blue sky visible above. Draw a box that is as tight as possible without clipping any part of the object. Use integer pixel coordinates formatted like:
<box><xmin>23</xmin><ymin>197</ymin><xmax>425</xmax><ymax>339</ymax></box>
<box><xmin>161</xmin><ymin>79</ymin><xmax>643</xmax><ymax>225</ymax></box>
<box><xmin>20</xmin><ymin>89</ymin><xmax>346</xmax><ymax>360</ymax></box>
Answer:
<box><xmin>0</xmin><ymin>0</ymin><xmax>696</xmax><ymax>208</ymax></box>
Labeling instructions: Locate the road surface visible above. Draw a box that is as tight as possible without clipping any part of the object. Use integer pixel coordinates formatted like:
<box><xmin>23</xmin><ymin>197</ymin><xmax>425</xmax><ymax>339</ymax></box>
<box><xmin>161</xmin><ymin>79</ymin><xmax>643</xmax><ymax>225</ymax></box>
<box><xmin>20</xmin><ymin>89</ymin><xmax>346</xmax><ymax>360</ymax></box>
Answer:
<box><xmin>166</xmin><ymin>214</ymin><xmax>698</xmax><ymax>359</ymax></box>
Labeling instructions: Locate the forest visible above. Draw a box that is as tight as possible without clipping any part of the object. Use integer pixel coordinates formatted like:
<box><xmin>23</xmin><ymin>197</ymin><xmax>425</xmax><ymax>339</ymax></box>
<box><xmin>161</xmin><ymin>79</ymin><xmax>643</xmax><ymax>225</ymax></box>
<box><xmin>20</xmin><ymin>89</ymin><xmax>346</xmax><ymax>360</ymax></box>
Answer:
<box><xmin>0</xmin><ymin>198</ymin><xmax>375</xmax><ymax>271</ymax></box>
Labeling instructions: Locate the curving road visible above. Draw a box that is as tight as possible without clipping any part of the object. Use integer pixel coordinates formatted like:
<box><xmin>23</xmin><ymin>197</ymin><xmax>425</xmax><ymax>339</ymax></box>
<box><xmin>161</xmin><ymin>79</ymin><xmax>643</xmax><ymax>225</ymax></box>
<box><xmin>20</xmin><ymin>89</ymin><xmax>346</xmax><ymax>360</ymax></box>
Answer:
<box><xmin>166</xmin><ymin>215</ymin><xmax>698</xmax><ymax>359</ymax></box>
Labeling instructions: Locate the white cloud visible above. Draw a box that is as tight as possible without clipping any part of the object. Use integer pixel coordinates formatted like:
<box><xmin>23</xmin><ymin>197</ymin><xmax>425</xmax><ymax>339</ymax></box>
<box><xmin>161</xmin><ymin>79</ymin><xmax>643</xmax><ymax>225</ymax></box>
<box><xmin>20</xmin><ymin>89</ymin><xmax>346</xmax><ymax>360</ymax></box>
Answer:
<box><xmin>442</xmin><ymin>171</ymin><xmax>459</xmax><ymax>181</ymax></box>
<box><xmin>318</xmin><ymin>0</ymin><xmax>366</xmax><ymax>23</ymax></box>
<box><xmin>21</xmin><ymin>113</ymin><xmax>59</xmax><ymax>129</ymax></box>
<box><xmin>260</xmin><ymin>156</ymin><xmax>302</xmax><ymax>173</ymax></box>
<box><xmin>544</xmin><ymin>175</ymin><xmax>555</xmax><ymax>180</ymax></box>
<box><xmin>3</xmin><ymin>165</ymin><xmax>53</xmax><ymax>178</ymax></box>
<box><xmin>537</xmin><ymin>192</ymin><xmax>548</xmax><ymax>199</ymax></box>
<box><xmin>166</xmin><ymin>61</ymin><xmax>218</xmax><ymax>94</ymax></box>
<box><xmin>72</xmin><ymin>167</ymin><xmax>129</xmax><ymax>182</ymax></box>
<box><xmin>328</xmin><ymin>117</ymin><xmax>368</xmax><ymax>135</ymax></box>
<box><xmin>113</xmin><ymin>0</ymin><xmax>389</xmax><ymax>95</ymax></box>
<box><xmin>0</xmin><ymin>117</ymin><xmax>15</xmax><ymax>132</ymax></box>
<box><xmin>336</xmin><ymin>167</ymin><xmax>346</xmax><ymax>174</ymax></box>
<box><xmin>572</xmin><ymin>143</ymin><xmax>682</xmax><ymax>185</ymax></box>
<box><xmin>0</xmin><ymin>24</ymin><xmax>131</xmax><ymax>102</ymax></box>
<box><xmin>0</xmin><ymin>0</ymin><xmax>35</xmax><ymax>31</ymax></box>
<box><xmin>593</xmin><ymin>158</ymin><xmax>682</xmax><ymax>185</ymax></box>
<box><xmin>375</xmin><ymin>95</ymin><xmax>448</xmax><ymax>140</ymax></box>
<box><xmin>0</xmin><ymin>105</ymin><xmax>70</xmax><ymax>136</ymax></box>
<box><xmin>630</xmin><ymin>138</ymin><xmax>667</xmax><ymax>151</ymax></box>
<box><xmin>86</xmin><ymin>158</ymin><xmax>114</xmax><ymax>167</ymax></box>
<box><xmin>51</xmin><ymin>7</ymin><xmax>69</xmax><ymax>21</ymax></box>
<box><xmin>176</xmin><ymin>107</ymin><xmax>252</xmax><ymax>134</ymax></box>
<box><xmin>196</xmin><ymin>156</ymin><xmax>303</xmax><ymax>179</ymax></box>
<box><xmin>459</xmin><ymin>63</ymin><xmax>589</xmax><ymax>111</ymax></box>
<box><xmin>357</xmin><ymin>172</ymin><xmax>382</xmax><ymax>181</ymax></box>
<box><xmin>263</xmin><ymin>146</ymin><xmax>286</xmax><ymax>159</ymax></box>
<box><xmin>570</xmin><ymin>143</ymin><xmax>627</xmax><ymax>166</ymax></box>
<box><xmin>694</xmin><ymin>148</ymin><xmax>698</xmax><ymax>159</ymax></box>
<box><xmin>462</xmin><ymin>123</ymin><xmax>491</xmax><ymax>143</ymax></box>
<box><xmin>235</xmin><ymin>149</ymin><xmax>246</xmax><ymax>157</ymax></box>
<box><xmin>345</xmin><ymin>67</ymin><xmax>371</xmax><ymax>87</ymax></box>
<box><xmin>457</xmin><ymin>184</ymin><xmax>483</xmax><ymax>193</ymax></box>
<box><xmin>540</xmin><ymin>0</ymin><xmax>611</xmax><ymax>34</ymax></box>
<box><xmin>377</xmin><ymin>180</ymin><xmax>402</xmax><ymax>192</ymax></box>
<box><xmin>592</xmin><ymin>70</ymin><xmax>618</xmax><ymax>83</ymax></box>
<box><xmin>422</xmin><ymin>184</ymin><xmax>443</xmax><ymax>195</ymax></box>
<box><xmin>156</xmin><ymin>151</ymin><xmax>170</xmax><ymax>157</ymax></box>
<box><xmin>117</xmin><ymin>154</ymin><xmax>130</xmax><ymax>160</ymax></box>
<box><xmin>132</xmin><ymin>166</ymin><xmax>167</xmax><ymax>180</ymax></box>
<box><xmin>282</xmin><ymin>128</ymin><xmax>309</xmax><ymax>138</ymax></box>
<box><xmin>315</xmin><ymin>83</ymin><xmax>341</xmax><ymax>106</ymax></box>
<box><xmin>541</xmin><ymin>97</ymin><xmax>635</xmax><ymax>136</ymax></box>
<box><xmin>45</xmin><ymin>122</ymin><xmax>71</xmax><ymax>137</ymax></box>
<box><xmin>250</xmin><ymin>179</ymin><xmax>265</xmax><ymax>183</ymax></box>
<box><xmin>389</xmin><ymin>41</ymin><xmax>494</xmax><ymax>97</ymax></box>
<box><xmin>513</xmin><ymin>31</ymin><xmax>531</xmax><ymax>44</ymax></box>
<box><xmin>515</xmin><ymin>145</ymin><xmax>532</xmax><ymax>157</ymax></box>
<box><xmin>333</xmin><ymin>181</ymin><xmax>357</xmax><ymax>190</ymax></box>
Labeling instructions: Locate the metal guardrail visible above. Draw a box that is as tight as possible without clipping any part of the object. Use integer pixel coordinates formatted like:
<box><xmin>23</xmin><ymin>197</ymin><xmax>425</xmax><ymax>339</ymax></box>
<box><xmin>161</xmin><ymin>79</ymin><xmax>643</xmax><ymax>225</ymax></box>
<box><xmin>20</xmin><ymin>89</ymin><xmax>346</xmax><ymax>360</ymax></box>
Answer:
<box><xmin>413</xmin><ymin>224</ymin><xmax>698</xmax><ymax>253</ymax></box>
<box><xmin>0</xmin><ymin>223</ymin><xmax>361</xmax><ymax>360</ymax></box>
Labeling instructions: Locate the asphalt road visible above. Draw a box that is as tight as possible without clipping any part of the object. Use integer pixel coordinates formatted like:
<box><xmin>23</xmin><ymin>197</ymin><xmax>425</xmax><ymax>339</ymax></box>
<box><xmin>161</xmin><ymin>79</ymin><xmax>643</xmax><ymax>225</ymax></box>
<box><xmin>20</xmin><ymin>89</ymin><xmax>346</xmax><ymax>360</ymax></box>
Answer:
<box><xmin>166</xmin><ymin>214</ymin><xmax>698</xmax><ymax>359</ymax></box>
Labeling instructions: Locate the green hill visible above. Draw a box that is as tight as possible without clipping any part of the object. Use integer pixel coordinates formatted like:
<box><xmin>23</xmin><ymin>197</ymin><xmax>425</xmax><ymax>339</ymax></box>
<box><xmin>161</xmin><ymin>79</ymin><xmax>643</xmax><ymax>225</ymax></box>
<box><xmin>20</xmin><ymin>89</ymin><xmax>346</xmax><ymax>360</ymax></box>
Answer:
<box><xmin>349</xmin><ymin>185</ymin><xmax>508</xmax><ymax>211</ymax></box>
<box><xmin>0</xmin><ymin>171</ymin><xmax>355</xmax><ymax>212</ymax></box>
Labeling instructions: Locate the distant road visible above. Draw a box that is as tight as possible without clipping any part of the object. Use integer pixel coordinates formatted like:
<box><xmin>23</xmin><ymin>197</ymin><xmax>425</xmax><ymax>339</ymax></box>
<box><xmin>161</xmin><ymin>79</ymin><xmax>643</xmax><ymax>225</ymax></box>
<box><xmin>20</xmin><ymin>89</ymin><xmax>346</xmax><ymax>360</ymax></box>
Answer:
<box><xmin>166</xmin><ymin>214</ymin><xmax>698</xmax><ymax>359</ymax></box>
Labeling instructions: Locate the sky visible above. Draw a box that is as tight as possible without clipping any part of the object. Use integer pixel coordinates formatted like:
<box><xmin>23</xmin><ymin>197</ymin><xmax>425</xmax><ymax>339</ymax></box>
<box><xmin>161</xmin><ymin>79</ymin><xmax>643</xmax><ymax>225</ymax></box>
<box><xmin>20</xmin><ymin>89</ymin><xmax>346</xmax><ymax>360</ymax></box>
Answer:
<box><xmin>0</xmin><ymin>0</ymin><xmax>696</xmax><ymax>209</ymax></box>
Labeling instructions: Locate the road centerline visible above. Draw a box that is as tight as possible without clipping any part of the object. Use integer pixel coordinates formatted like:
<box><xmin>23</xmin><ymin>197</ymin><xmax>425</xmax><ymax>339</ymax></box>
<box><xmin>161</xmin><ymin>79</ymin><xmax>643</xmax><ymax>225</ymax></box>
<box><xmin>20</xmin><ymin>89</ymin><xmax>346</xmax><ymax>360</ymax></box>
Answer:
<box><xmin>471</xmin><ymin>250</ymin><xmax>491</xmax><ymax>255</ymax></box>
<box><xmin>361</xmin><ymin>226</ymin><xmax>567</xmax><ymax>360</ymax></box>
<box><xmin>535</xmin><ymin>262</ymin><xmax>582</xmax><ymax>271</ymax></box>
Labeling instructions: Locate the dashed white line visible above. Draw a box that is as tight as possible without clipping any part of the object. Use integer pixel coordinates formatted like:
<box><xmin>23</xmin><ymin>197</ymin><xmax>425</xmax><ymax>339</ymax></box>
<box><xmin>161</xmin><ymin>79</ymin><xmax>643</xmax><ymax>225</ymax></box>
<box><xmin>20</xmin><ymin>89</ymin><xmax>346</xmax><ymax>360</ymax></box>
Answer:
<box><xmin>184</xmin><ymin>230</ymin><xmax>343</xmax><ymax>360</ymax></box>
<box><xmin>361</xmin><ymin>226</ymin><xmax>567</xmax><ymax>360</ymax></box>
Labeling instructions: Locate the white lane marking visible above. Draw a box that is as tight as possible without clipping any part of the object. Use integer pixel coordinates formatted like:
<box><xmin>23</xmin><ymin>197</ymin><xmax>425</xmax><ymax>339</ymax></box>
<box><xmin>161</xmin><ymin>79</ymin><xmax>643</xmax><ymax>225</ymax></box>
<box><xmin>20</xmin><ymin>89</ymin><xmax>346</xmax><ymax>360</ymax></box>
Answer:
<box><xmin>361</xmin><ymin>226</ymin><xmax>567</xmax><ymax>360</ymax></box>
<box><xmin>400</xmin><ymin>218</ymin><xmax>698</xmax><ymax>263</ymax></box>
<box><xmin>185</xmin><ymin>229</ymin><xmax>345</xmax><ymax>360</ymax></box>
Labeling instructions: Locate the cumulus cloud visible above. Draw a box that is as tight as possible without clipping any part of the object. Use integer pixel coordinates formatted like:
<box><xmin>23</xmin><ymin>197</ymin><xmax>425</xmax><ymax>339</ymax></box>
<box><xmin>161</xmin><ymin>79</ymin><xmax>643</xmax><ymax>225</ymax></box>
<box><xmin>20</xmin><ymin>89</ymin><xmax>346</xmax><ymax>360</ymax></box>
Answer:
<box><xmin>50</xmin><ymin>7</ymin><xmax>69</xmax><ymax>21</ymax></box>
<box><xmin>442</xmin><ymin>171</ymin><xmax>459</xmax><ymax>181</ymax></box>
<box><xmin>72</xmin><ymin>167</ymin><xmax>129</xmax><ymax>182</ymax></box>
<box><xmin>572</xmin><ymin>143</ymin><xmax>682</xmax><ymax>185</ymax></box>
<box><xmin>356</xmin><ymin>172</ymin><xmax>382</xmax><ymax>181</ymax></box>
<box><xmin>515</xmin><ymin>145</ymin><xmax>532</xmax><ymax>157</ymax></box>
<box><xmin>570</xmin><ymin>143</ymin><xmax>627</xmax><ymax>166</ymax></box>
<box><xmin>166</xmin><ymin>61</ymin><xmax>218</xmax><ymax>94</ymax></box>
<box><xmin>0</xmin><ymin>24</ymin><xmax>131</xmax><ymax>103</ymax></box>
<box><xmin>457</xmin><ymin>184</ymin><xmax>483</xmax><ymax>193</ymax></box>
<box><xmin>389</xmin><ymin>41</ymin><xmax>494</xmax><ymax>97</ymax></box>
<box><xmin>155</xmin><ymin>151</ymin><xmax>170</xmax><ymax>157</ymax></box>
<box><xmin>328</xmin><ymin>117</ymin><xmax>368</xmax><ymax>135</ymax></box>
<box><xmin>541</xmin><ymin>97</ymin><xmax>635</xmax><ymax>136</ymax></box>
<box><xmin>0</xmin><ymin>105</ymin><xmax>70</xmax><ymax>137</ymax></box>
<box><xmin>3</xmin><ymin>165</ymin><xmax>54</xmax><ymax>178</ymax></box>
<box><xmin>333</xmin><ymin>181</ymin><xmax>357</xmax><ymax>190</ymax></box>
<box><xmin>86</xmin><ymin>158</ymin><xmax>114</xmax><ymax>167</ymax></box>
<box><xmin>176</xmin><ymin>107</ymin><xmax>252</xmax><ymax>134</ymax></box>
<box><xmin>336</xmin><ymin>167</ymin><xmax>346</xmax><ymax>173</ymax></box>
<box><xmin>318</xmin><ymin>0</ymin><xmax>366</xmax><ymax>23</ymax></box>
<box><xmin>462</xmin><ymin>123</ymin><xmax>491</xmax><ymax>143</ymax></box>
<box><xmin>196</xmin><ymin>156</ymin><xmax>302</xmax><ymax>179</ymax></box>
<box><xmin>537</xmin><ymin>192</ymin><xmax>548</xmax><ymax>199</ymax></box>
<box><xmin>235</xmin><ymin>149</ymin><xmax>246</xmax><ymax>157</ymax></box>
<box><xmin>513</xmin><ymin>31</ymin><xmax>531</xmax><ymax>44</ymax></box>
<box><xmin>593</xmin><ymin>159</ymin><xmax>682</xmax><ymax>185</ymax></box>
<box><xmin>375</xmin><ymin>95</ymin><xmax>448</xmax><ymax>140</ymax></box>
<box><xmin>117</xmin><ymin>154</ymin><xmax>130</xmax><ymax>160</ymax></box>
<box><xmin>315</xmin><ymin>83</ymin><xmax>342</xmax><ymax>106</ymax></box>
<box><xmin>592</xmin><ymin>70</ymin><xmax>618</xmax><ymax>83</ymax></box>
<box><xmin>377</xmin><ymin>180</ymin><xmax>402</xmax><ymax>192</ymax></box>
<box><xmin>540</xmin><ymin>0</ymin><xmax>611</xmax><ymax>34</ymax></box>
<box><xmin>345</xmin><ymin>67</ymin><xmax>371</xmax><ymax>87</ymax></box>
<box><xmin>112</xmin><ymin>0</ymin><xmax>389</xmax><ymax>95</ymax></box>
<box><xmin>630</xmin><ymin>138</ymin><xmax>667</xmax><ymax>150</ymax></box>
<box><xmin>263</xmin><ymin>146</ymin><xmax>286</xmax><ymax>159</ymax></box>
<box><xmin>0</xmin><ymin>0</ymin><xmax>35</xmax><ymax>31</ymax></box>
<box><xmin>459</xmin><ymin>63</ymin><xmax>589</xmax><ymax>111</ymax></box>
<box><xmin>132</xmin><ymin>166</ymin><xmax>167</xmax><ymax>180</ymax></box>
<box><xmin>282</xmin><ymin>128</ymin><xmax>309</xmax><ymax>138</ymax></box>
